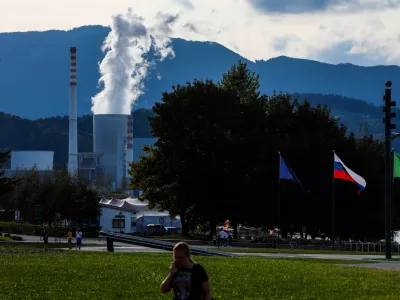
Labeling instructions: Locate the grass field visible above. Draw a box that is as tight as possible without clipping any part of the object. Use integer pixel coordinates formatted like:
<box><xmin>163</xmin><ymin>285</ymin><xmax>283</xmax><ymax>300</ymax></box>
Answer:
<box><xmin>1</xmin><ymin>245</ymin><xmax>400</xmax><ymax>299</ymax></box>
<box><xmin>0</xmin><ymin>236</ymin><xmax>12</xmax><ymax>241</ymax></box>
<box><xmin>214</xmin><ymin>247</ymin><xmax>399</xmax><ymax>256</ymax></box>
<box><xmin>0</xmin><ymin>221</ymin><xmax>41</xmax><ymax>235</ymax></box>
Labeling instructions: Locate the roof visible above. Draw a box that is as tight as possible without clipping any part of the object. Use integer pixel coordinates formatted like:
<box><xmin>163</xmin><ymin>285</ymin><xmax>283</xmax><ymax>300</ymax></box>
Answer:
<box><xmin>99</xmin><ymin>198</ymin><xmax>138</xmax><ymax>212</ymax></box>
<box><xmin>99</xmin><ymin>197</ymin><xmax>153</xmax><ymax>213</ymax></box>
<box><xmin>99</xmin><ymin>197</ymin><xmax>179</xmax><ymax>218</ymax></box>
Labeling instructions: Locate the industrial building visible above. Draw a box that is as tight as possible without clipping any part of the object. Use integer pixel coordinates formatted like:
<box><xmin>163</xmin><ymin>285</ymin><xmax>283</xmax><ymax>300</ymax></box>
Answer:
<box><xmin>2</xmin><ymin>150</ymin><xmax>54</xmax><ymax>178</ymax></box>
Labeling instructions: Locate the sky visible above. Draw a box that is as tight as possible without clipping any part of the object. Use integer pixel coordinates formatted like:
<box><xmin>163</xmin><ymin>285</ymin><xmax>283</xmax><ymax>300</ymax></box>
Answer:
<box><xmin>2</xmin><ymin>0</ymin><xmax>400</xmax><ymax>66</ymax></box>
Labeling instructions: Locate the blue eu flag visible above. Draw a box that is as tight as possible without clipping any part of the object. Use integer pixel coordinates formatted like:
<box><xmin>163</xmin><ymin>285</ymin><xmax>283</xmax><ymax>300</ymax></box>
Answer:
<box><xmin>279</xmin><ymin>155</ymin><xmax>303</xmax><ymax>188</ymax></box>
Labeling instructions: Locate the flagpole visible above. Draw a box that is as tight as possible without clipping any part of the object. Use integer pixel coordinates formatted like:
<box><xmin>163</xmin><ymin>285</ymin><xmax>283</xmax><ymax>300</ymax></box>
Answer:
<box><xmin>332</xmin><ymin>150</ymin><xmax>335</xmax><ymax>251</ymax></box>
<box><xmin>277</xmin><ymin>151</ymin><xmax>281</xmax><ymax>249</ymax></box>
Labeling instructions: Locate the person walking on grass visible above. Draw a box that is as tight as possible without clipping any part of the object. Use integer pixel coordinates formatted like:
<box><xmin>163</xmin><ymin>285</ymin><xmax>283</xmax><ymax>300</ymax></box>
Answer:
<box><xmin>75</xmin><ymin>228</ymin><xmax>83</xmax><ymax>250</ymax></box>
<box><xmin>66</xmin><ymin>228</ymin><xmax>73</xmax><ymax>249</ymax></box>
<box><xmin>160</xmin><ymin>242</ymin><xmax>212</xmax><ymax>300</ymax></box>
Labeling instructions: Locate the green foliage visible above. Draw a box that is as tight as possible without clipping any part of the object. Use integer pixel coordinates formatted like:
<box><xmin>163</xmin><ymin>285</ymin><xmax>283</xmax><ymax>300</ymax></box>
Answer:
<box><xmin>1</xmin><ymin>251</ymin><xmax>400</xmax><ymax>299</ymax></box>
<box><xmin>1</xmin><ymin>170</ymin><xmax>100</xmax><ymax>224</ymax></box>
<box><xmin>129</xmin><ymin>61</ymin><xmax>389</xmax><ymax>240</ymax></box>
<box><xmin>219</xmin><ymin>60</ymin><xmax>261</xmax><ymax>105</ymax></box>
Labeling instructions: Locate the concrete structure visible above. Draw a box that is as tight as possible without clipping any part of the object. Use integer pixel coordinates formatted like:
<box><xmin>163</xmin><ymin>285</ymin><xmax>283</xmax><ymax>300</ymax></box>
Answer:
<box><xmin>98</xmin><ymin>197</ymin><xmax>181</xmax><ymax>233</ymax></box>
<box><xmin>77</xmin><ymin>152</ymin><xmax>103</xmax><ymax>182</ymax></box>
<box><xmin>10</xmin><ymin>150</ymin><xmax>54</xmax><ymax>171</ymax></box>
<box><xmin>68</xmin><ymin>47</ymin><xmax>78</xmax><ymax>175</ymax></box>
<box><xmin>93</xmin><ymin>114</ymin><xmax>128</xmax><ymax>190</ymax></box>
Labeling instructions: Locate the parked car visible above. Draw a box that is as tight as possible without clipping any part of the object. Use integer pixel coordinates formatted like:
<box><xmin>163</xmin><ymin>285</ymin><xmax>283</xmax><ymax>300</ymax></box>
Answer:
<box><xmin>145</xmin><ymin>224</ymin><xmax>166</xmax><ymax>236</ymax></box>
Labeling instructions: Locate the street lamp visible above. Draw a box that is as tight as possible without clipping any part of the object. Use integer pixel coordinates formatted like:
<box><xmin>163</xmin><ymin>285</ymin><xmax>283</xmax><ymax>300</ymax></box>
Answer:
<box><xmin>383</xmin><ymin>81</ymin><xmax>396</xmax><ymax>259</ymax></box>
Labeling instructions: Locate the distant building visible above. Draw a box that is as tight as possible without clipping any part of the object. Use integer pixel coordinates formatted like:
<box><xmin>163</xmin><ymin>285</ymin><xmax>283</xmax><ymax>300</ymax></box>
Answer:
<box><xmin>2</xmin><ymin>150</ymin><xmax>54</xmax><ymax>178</ymax></box>
<box><xmin>98</xmin><ymin>197</ymin><xmax>181</xmax><ymax>233</ymax></box>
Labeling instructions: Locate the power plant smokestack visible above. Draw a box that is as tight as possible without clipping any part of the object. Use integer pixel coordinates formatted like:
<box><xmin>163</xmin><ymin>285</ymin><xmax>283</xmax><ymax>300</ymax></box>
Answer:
<box><xmin>68</xmin><ymin>47</ymin><xmax>78</xmax><ymax>175</ymax></box>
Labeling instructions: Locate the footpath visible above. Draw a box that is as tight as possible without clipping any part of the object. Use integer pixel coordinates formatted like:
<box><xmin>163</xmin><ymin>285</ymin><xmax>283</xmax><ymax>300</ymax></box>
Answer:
<box><xmin>5</xmin><ymin>234</ymin><xmax>400</xmax><ymax>271</ymax></box>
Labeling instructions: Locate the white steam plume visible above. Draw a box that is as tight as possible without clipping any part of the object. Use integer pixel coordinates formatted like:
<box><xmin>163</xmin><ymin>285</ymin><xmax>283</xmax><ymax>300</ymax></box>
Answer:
<box><xmin>91</xmin><ymin>9</ymin><xmax>177</xmax><ymax>115</ymax></box>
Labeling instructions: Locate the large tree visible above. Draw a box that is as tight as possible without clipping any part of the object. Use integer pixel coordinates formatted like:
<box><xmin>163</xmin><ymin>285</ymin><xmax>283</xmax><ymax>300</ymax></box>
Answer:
<box><xmin>129</xmin><ymin>80</ymin><xmax>263</xmax><ymax>235</ymax></box>
<box><xmin>130</xmin><ymin>62</ymin><xmax>388</xmax><ymax>240</ymax></box>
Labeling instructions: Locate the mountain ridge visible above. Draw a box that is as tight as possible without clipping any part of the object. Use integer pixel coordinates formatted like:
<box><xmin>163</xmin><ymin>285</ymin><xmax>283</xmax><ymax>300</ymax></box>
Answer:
<box><xmin>0</xmin><ymin>25</ymin><xmax>399</xmax><ymax>119</ymax></box>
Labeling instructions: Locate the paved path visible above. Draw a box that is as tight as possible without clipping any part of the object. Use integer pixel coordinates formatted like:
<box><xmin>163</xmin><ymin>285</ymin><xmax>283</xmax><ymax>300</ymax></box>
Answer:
<box><xmin>9</xmin><ymin>234</ymin><xmax>400</xmax><ymax>271</ymax></box>
<box><xmin>73</xmin><ymin>246</ymin><xmax>168</xmax><ymax>253</ymax></box>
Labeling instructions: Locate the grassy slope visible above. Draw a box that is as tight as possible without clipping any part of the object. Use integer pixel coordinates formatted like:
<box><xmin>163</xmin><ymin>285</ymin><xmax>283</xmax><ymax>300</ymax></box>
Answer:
<box><xmin>1</xmin><ymin>249</ymin><xmax>400</xmax><ymax>299</ymax></box>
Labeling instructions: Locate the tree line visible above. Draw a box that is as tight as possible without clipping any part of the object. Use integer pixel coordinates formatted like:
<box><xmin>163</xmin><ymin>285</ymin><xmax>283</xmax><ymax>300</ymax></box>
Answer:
<box><xmin>129</xmin><ymin>61</ymin><xmax>396</xmax><ymax>240</ymax></box>
<box><xmin>0</xmin><ymin>150</ymin><xmax>100</xmax><ymax>228</ymax></box>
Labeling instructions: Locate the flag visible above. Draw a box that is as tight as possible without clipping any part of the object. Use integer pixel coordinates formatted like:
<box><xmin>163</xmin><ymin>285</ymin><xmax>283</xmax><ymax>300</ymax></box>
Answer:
<box><xmin>334</xmin><ymin>153</ymin><xmax>366</xmax><ymax>194</ymax></box>
<box><xmin>279</xmin><ymin>155</ymin><xmax>303</xmax><ymax>188</ymax></box>
<box><xmin>393</xmin><ymin>151</ymin><xmax>400</xmax><ymax>179</ymax></box>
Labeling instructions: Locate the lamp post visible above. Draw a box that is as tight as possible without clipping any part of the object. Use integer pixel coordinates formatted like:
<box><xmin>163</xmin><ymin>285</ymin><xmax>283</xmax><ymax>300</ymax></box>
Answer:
<box><xmin>383</xmin><ymin>81</ymin><xmax>396</xmax><ymax>259</ymax></box>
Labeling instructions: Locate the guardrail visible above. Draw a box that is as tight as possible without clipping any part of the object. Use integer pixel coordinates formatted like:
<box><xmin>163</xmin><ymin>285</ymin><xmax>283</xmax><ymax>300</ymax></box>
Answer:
<box><xmin>344</xmin><ymin>242</ymin><xmax>400</xmax><ymax>253</ymax></box>
<box><xmin>99</xmin><ymin>231</ymin><xmax>233</xmax><ymax>257</ymax></box>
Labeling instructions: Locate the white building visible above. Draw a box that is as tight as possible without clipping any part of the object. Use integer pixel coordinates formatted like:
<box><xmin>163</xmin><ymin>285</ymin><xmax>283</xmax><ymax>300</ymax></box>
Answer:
<box><xmin>99</xmin><ymin>197</ymin><xmax>181</xmax><ymax>233</ymax></box>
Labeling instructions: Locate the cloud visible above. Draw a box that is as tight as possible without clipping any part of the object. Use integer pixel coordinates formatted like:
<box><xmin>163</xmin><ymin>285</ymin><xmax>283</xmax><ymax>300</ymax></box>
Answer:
<box><xmin>183</xmin><ymin>23</ymin><xmax>198</xmax><ymax>33</ymax></box>
<box><xmin>248</xmin><ymin>0</ymin><xmax>400</xmax><ymax>14</ymax></box>
<box><xmin>3</xmin><ymin>0</ymin><xmax>400</xmax><ymax>66</ymax></box>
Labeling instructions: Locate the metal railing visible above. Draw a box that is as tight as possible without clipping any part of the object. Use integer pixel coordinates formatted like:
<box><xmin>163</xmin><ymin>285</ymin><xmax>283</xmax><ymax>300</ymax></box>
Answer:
<box><xmin>99</xmin><ymin>231</ymin><xmax>233</xmax><ymax>257</ymax></box>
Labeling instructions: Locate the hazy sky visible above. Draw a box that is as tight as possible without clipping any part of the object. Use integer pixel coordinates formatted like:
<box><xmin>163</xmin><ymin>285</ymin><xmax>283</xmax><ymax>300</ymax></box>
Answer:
<box><xmin>2</xmin><ymin>0</ymin><xmax>400</xmax><ymax>66</ymax></box>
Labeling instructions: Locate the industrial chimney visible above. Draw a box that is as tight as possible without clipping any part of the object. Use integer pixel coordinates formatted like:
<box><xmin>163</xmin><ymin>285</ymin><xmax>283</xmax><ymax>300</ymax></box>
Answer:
<box><xmin>68</xmin><ymin>47</ymin><xmax>78</xmax><ymax>175</ymax></box>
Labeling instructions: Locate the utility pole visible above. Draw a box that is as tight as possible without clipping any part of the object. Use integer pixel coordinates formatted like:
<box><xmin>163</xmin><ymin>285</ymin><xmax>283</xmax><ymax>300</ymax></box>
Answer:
<box><xmin>383</xmin><ymin>81</ymin><xmax>396</xmax><ymax>259</ymax></box>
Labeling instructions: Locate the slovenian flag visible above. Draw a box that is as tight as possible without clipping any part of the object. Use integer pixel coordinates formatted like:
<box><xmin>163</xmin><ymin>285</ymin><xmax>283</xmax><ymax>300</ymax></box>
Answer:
<box><xmin>334</xmin><ymin>153</ymin><xmax>366</xmax><ymax>194</ymax></box>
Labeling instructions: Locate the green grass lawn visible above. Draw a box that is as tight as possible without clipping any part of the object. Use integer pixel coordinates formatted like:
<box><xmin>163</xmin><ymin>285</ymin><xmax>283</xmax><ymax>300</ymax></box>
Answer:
<box><xmin>214</xmin><ymin>247</ymin><xmax>399</xmax><ymax>256</ymax></box>
<box><xmin>0</xmin><ymin>236</ymin><xmax>12</xmax><ymax>241</ymax></box>
<box><xmin>1</xmin><ymin>246</ymin><xmax>400</xmax><ymax>299</ymax></box>
<box><xmin>0</xmin><ymin>221</ymin><xmax>41</xmax><ymax>235</ymax></box>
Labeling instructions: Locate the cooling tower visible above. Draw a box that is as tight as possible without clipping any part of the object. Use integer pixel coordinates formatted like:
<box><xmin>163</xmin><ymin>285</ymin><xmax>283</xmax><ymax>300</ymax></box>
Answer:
<box><xmin>93</xmin><ymin>114</ymin><xmax>128</xmax><ymax>190</ymax></box>
<box><xmin>126</xmin><ymin>115</ymin><xmax>134</xmax><ymax>179</ymax></box>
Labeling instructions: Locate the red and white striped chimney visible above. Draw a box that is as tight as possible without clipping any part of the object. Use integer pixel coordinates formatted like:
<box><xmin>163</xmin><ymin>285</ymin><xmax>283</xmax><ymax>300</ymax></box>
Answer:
<box><xmin>68</xmin><ymin>47</ymin><xmax>78</xmax><ymax>175</ymax></box>
<box><xmin>126</xmin><ymin>115</ymin><xmax>134</xmax><ymax>178</ymax></box>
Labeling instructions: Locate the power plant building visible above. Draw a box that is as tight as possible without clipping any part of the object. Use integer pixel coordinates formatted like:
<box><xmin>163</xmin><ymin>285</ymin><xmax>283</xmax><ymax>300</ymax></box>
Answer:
<box><xmin>93</xmin><ymin>114</ymin><xmax>129</xmax><ymax>190</ymax></box>
<box><xmin>10</xmin><ymin>150</ymin><xmax>54</xmax><ymax>171</ymax></box>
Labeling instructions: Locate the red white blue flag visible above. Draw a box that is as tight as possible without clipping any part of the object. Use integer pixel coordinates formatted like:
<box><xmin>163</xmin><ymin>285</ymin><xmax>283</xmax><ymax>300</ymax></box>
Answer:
<box><xmin>334</xmin><ymin>153</ymin><xmax>366</xmax><ymax>194</ymax></box>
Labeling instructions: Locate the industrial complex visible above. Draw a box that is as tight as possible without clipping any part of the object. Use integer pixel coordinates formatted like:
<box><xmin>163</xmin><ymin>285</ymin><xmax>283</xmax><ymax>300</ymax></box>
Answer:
<box><xmin>1</xmin><ymin>47</ymin><xmax>174</xmax><ymax>234</ymax></box>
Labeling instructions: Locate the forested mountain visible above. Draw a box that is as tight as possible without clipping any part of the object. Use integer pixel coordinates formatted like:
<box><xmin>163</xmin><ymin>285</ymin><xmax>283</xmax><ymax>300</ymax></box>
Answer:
<box><xmin>0</xmin><ymin>109</ymin><xmax>154</xmax><ymax>168</ymax></box>
<box><xmin>0</xmin><ymin>26</ymin><xmax>399</xmax><ymax>118</ymax></box>
<box><xmin>1</xmin><ymin>94</ymin><xmax>399</xmax><ymax>168</ymax></box>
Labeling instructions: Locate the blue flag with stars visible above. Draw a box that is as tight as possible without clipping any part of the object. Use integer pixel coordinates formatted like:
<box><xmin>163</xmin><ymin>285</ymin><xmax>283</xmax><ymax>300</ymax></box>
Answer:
<box><xmin>279</xmin><ymin>155</ymin><xmax>303</xmax><ymax>188</ymax></box>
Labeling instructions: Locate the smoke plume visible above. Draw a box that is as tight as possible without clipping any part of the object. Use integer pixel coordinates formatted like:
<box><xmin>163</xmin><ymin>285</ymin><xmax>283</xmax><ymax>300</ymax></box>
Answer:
<box><xmin>91</xmin><ymin>9</ymin><xmax>177</xmax><ymax>115</ymax></box>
